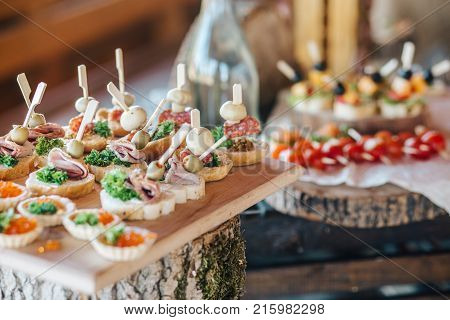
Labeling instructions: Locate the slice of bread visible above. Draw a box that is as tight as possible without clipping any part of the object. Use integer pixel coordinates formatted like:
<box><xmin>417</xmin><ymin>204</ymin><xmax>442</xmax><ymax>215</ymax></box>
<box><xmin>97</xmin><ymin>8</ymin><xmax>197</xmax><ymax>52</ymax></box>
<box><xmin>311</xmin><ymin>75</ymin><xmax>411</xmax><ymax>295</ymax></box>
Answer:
<box><xmin>88</xmin><ymin>162</ymin><xmax>147</xmax><ymax>182</ymax></box>
<box><xmin>26</xmin><ymin>170</ymin><xmax>95</xmax><ymax>199</ymax></box>
<box><xmin>0</xmin><ymin>155</ymin><xmax>36</xmax><ymax>180</ymax></box>
<box><xmin>227</xmin><ymin>142</ymin><xmax>268</xmax><ymax>166</ymax></box>
<box><xmin>100</xmin><ymin>190</ymin><xmax>176</xmax><ymax>221</ymax></box>
<box><xmin>141</xmin><ymin>135</ymin><xmax>172</xmax><ymax>161</ymax></box>
<box><xmin>82</xmin><ymin>135</ymin><xmax>107</xmax><ymax>152</ymax></box>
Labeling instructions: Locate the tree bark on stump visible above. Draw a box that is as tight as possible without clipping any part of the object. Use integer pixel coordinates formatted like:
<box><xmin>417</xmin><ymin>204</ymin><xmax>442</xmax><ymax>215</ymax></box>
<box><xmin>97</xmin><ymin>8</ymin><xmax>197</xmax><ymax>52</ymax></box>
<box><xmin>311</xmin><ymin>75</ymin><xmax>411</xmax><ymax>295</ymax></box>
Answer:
<box><xmin>265</xmin><ymin>182</ymin><xmax>446</xmax><ymax>228</ymax></box>
<box><xmin>0</xmin><ymin>216</ymin><xmax>246</xmax><ymax>300</ymax></box>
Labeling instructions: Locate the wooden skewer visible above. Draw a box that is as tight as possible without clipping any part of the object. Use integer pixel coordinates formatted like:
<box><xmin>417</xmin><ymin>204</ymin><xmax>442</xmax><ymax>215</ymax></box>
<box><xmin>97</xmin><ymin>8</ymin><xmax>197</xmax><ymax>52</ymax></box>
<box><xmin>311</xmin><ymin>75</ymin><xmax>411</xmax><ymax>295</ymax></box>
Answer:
<box><xmin>401</xmin><ymin>42</ymin><xmax>415</xmax><ymax>70</ymax></box>
<box><xmin>431</xmin><ymin>60</ymin><xmax>450</xmax><ymax>77</ymax></box>
<box><xmin>361</xmin><ymin>152</ymin><xmax>375</xmax><ymax>162</ymax></box>
<box><xmin>403</xmin><ymin>147</ymin><xmax>419</xmax><ymax>155</ymax></box>
<box><xmin>22</xmin><ymin>82</ymin><xmax>46</xmax><ymax>127</ymax></box>
<box><xmin>380</xmin><ymin>155</ymin><xmax>392</xmax><ymax>165</ymax></box>
<box><xmin>321</xmin><ymin>157</ymin><xmax>337</xmax><ymax>165</ymax></box>
<box><xmin>76</xmin><ymin>100</ymin><xmax>98</xmax><ymax>141</ymax></box>
<box><xmin>107</xmin><ymin>82</ymin><xmax>128</xmax><ymax>111</ymax></box>
<box><xmin>199</xmin><ymin>135</ymin><xmax>228</xmax><ymax>161</ymax></box>
<box><xmin>78</xmin><ymin>65</ymin><xmax>89</xmax><ymax>99</ymax></box>
<box><xmin>190</xmin><ymin>109</ymin><xmax>201</xmax><ymax>133</ymax></box>
<box><xmin>233</xmin><ymin>84</ymin><xmax>242</xmax><ymax>105</ymax></box>
<box><xmin>307</xmin><ymin>41</ymin><xmax>321</xmax><ymax>63</ymax></box>
<box><xmin>157</xmin><ymin>123</ymin><xmax>191</xmax><ymax>165</ymax></box>
<box><xmin>115</xmin><ymin>48</ymin><xmax>125</xmax><ymax>94</ymax></box>
<box><xmin>347</xmin><ymin>128</ymin><xmax>362</xmax><ymax>142</ymax></box>
<box><xmin>177</xmin><ymin>63</ymin><xmax>186</xmax><ymax>89</ymax></box>
<box><xmin>336</xmin><ymin>155</ymin><xmax>349</xmax><ymax>165</ymax></box>
<box><xmin>379</xmin><ymin>58</ymin><xmax>399</xmax><ymax>77</ymax></box>
<box><xmin>142</xmin><ymin>98</ymin><xmax>167</xmax><ymax>132</ymax></box>
<box><xmin>17</xmin><ymin>73</ymin><xmax>32</xmax><ymax>107</ymax></box>
<box><xmin>276</xmin><ymin>60</ymin><xmax>297</xmax><ymax>82</ymax></box>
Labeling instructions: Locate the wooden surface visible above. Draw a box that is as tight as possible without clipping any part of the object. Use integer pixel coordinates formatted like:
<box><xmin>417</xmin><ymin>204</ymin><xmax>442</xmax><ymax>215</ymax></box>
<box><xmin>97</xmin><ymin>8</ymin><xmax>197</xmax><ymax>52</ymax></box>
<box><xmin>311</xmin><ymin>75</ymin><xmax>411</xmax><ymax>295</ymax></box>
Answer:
<box><xmin>244</xmin><ymin>252</ymin><xmax>450</xmax><ymax>299</ymax></box>
<box><xmin>265</xmin><ymin>181</ymin><xmax>446</xmax><ymax>228</ymax></box>
<box><xmin>0</xmin><ymin>159</ymin><xmax>301</xmax><ymax>294</ymax></box>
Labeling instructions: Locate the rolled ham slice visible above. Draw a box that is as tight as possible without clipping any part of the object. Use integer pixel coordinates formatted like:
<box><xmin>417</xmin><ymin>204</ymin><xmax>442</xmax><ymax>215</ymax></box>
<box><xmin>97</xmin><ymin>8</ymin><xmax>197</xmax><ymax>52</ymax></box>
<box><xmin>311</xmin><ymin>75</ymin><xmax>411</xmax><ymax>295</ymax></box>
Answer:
<box><xmin>224</xmin><ymin>115</ymin><xmax>260</xmax><ymax>138</ymax></box>
<box><xmin>109</xmin><ymin>139</ymin><xmax>145</xmax><ymax>164</ymax></box>
<box><xmin>165</xmin><ymin>156</ymin><xmax>201</xmax><ymax>185</ymax></box>
<box><xmin>28</xmin><ymin>123</ymin><xmax>65</xmax><ymax>143</ymax></box>
<box><xmin>48</xmin><ymin>148</ymin><xmax>88</xmax><ymax>180</ymax></box>
<box><xmin>128</xmin><ymin>169</ymin><xmax>161</xmax><ymax>203</ymax></box>
<box><xmin>0</xmin><ymin>137</ymin><xmax>34</xmax><ymax>158</ymax></box>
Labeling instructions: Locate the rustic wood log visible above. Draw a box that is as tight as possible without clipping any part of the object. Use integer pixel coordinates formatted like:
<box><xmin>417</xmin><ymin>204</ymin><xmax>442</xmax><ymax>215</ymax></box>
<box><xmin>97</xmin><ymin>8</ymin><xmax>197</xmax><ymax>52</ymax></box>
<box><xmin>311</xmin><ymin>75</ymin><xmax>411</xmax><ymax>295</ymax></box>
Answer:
<box><xmin>265</xmin><ymin>182</ymin><xmax>446</xmax><ymax>228</ymax></box>
<box><xmin>0</xmin><ymin>216</ymin><xmax>245</xmax><ymax>300</ymax></box>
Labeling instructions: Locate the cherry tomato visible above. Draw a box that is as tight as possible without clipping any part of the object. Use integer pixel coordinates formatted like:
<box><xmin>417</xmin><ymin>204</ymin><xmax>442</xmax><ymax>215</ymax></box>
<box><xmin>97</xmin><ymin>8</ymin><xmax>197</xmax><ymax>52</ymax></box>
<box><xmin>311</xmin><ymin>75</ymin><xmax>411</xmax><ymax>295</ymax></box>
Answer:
<box><xmin>303</xmin><ymin>148</ymin><xmax>326</xmax><ymax>170</ymax></box>
<box><xmin>420</xmin><ymin>130</ymin><xmax>446</xmax><ymax>152</ymax></box>
<box><xmin>385</xmin><ymin>139</ymin><xmax>404</xmax><ymax>159</ymax></box>
<box><xmin>375</xmin><ymin>130</ymin><xmax>392</xmax><ymax>142</ymax></box>
<box><xmin>344</xmin><ymin>143</ymin><xmax>365</xmax><ymax>162</ymax></box>
<box><xmin>397</xmin><ymin>131</ymin><xmax>414</xmax><ymax>144</ymax></box>
<box><xmin>404</xmin><ymin>137</ymin><xmax>433</xmax><ymax>160</ymax></box>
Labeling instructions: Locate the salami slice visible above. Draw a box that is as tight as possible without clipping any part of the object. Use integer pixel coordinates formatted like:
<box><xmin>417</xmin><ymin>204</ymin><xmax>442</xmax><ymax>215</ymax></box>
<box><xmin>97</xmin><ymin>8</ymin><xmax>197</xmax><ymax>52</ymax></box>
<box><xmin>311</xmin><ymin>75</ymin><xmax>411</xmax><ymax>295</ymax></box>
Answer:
<box><xmin>224</xmin><ymin>116</ymin><xmax>260</xmax><ymax>138</ymax></box>
<box><xmin>159</xmin><ymin>110</ymin><xmax>191</xmax><ymax>126</ymax></box>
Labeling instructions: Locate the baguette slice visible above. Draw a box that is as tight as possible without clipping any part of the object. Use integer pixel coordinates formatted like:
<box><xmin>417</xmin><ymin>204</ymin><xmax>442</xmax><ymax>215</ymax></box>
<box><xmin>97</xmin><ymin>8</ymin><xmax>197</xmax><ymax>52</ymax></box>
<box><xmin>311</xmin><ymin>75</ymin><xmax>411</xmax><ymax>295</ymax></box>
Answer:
<box><xmin>0</xmin><ymin>155</ymin><xmax>36</xmax><ymax>180</ymax></box>
<box><xmin>26</xmin><ymin>170</ymin><xmax>95</xmax><ymax>199</ymax></box>
<box><xmin>141</xmin><ymin>135</ymin><xmax>172</xmax><ymax>161</ymax></box>
<box><xmin>82</xmin><ymin>135</ymin><xmax>108</xmax><ymax>152</ymax></box>
<box><xmin>88</xmin><ymin>162</ymin><xmax>147</xmax><ymax>182</ymax></box>
<box><xmin>100</xmin><ymin>190</ymin><xmax>176</xmax><ymax>221</ymax></box>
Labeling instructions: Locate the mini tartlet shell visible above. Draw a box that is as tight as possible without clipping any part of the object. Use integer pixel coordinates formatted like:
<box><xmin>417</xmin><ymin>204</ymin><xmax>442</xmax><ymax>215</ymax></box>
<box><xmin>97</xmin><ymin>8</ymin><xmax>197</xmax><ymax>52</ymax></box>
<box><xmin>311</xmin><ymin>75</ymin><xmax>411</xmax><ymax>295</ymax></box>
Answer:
<box><xmin>0</xmin><ymin>216</ymin><xmax>43</xmax><ymax>248</ymax></box>
<box><xmin>0</xmin><ymin>182</ymin><xmax>30</xmax><ymax>211</ymax></box>
<box><xmin>63</xmin><ymin>209</ymin><xmax>121</xmax><ymax>241</ymax></box>
<box><xmin>17</xmin><ymin>195</ymin><xmax>76</xmax><ymax>227</ymax></box>
<box><xmin>91</xmin><ymin>226</ymin><xmax>157</xmax><ymax>261</ymax></box>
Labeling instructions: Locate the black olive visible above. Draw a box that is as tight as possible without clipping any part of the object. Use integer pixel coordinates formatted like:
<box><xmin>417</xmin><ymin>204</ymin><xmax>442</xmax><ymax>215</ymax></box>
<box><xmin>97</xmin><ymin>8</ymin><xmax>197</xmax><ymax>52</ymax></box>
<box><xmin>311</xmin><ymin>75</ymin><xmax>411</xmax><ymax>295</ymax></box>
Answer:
<box><xmin>424</xmin><ymin>69</ymin><xmax>434</xmax><ymax>84</ymax></box>
<box><xmin>314</xmin><ymin>61</ymin><xmax>327</xmax><ymax>71</ymax></box>
<box><xmin>371</xmin><ymin>71</ymin><xmax>383</xmax><ymax>83</ymax></box>
<box><xmin>399</xmin><ymin>68</ymin><xmax>412</xmax><ymax>79</ymax></box>
<box><xmin>333</xmin><ymin>82</ymin><xmax>345</xmax><ymax>95</ymax></box>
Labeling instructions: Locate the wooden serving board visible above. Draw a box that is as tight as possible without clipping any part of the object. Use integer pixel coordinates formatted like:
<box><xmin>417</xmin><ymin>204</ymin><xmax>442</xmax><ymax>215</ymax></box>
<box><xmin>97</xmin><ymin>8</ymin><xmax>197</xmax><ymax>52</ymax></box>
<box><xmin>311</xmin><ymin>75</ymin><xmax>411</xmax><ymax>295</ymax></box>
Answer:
<box><xmin>0</xmin><ymin>159</ymin><xmax>301</xmax><ymax>294</ymax></box>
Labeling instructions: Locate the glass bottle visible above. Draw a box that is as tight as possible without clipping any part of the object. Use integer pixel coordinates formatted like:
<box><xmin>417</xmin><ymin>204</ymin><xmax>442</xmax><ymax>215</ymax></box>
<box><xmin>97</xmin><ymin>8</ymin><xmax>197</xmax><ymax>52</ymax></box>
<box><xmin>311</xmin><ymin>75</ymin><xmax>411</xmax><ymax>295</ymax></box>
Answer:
<box><xmin>185</xmin><ymin>0</ymin><xmax>259</xmax><ymax>127</ymax></box>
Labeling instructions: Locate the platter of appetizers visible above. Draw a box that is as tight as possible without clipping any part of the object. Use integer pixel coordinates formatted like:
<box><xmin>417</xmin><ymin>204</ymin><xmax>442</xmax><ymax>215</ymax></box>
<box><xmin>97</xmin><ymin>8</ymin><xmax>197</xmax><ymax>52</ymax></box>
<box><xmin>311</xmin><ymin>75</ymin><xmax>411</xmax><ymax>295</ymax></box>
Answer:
<box><xmin>277</xmin><ymin>41</ymin><xmax>450</xmax><ymax>133</ymax></box>
<box><xmin>0</xmin><ymin>53</ymin><xmax>301</xmax><ymax>293</ymax></box>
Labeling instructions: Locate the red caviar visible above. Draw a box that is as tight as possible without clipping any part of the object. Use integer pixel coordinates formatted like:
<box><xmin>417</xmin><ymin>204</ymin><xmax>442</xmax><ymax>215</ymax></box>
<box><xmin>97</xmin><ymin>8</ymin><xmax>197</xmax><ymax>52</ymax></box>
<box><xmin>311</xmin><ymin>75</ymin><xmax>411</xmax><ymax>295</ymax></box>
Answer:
<box><xmin>4</xmin><ymin>216</ymin><xmax>36</xmax><ymax>235</ymax></box>
<box><xmin>0</xmin><ymin>182</ymin><xmax>23</xmax><ymax>198</ymax></box>
<box><xmin>98</xmin><ymin>212</ymin><xmax>114</xmax><ymax>225</ymax></box>
<box><xmin>116</xmin><ymin>231</ymin><xmax>144</xmax><ymax>247</ymax></box>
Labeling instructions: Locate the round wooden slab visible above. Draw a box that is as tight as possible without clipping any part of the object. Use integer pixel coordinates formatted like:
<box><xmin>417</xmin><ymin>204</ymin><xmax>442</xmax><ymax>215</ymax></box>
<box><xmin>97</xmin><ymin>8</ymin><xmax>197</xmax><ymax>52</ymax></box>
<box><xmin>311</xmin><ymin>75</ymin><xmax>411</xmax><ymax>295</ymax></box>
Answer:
<box><xmin>0</xmin><ymin>216</ymin><xmax>245</xmax><ymax>300</ymax></box>
<box><xmin>265</xmin><ymin>182</ymin><xmax>446</xmax><ymax>228</ymax></box>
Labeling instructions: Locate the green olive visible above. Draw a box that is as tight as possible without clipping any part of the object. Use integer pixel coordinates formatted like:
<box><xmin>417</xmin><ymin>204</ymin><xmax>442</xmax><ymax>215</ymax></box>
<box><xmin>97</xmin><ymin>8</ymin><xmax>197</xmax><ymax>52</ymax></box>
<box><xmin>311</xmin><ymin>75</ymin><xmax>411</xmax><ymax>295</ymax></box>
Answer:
<box><xmin>182</xmin><ymin>154</ymin><xmax>204</xmax><ymax>173</ymax></box>
<box><xmin>146</xmin><ymin>161</ymin><xmax>165</xmax><ymax>181</ymax></box>
<box><xmin>66</xmin><ymin>139</ymin><xmax>85</xmax><ymax>158</ymax></box>
<box><xmin>131</xmin><ymin>130</ymin><xmax>151</xmax><ymax>150</ymax></box>
<box><xmin>28</xmin><ymin>113</ymin><xmax>46</xmax><ymax>128</ymax></box>
<box><xmin>10</xmin><ymin>125</ymin><xmax>29</xmax><ymax>145</ymax></box>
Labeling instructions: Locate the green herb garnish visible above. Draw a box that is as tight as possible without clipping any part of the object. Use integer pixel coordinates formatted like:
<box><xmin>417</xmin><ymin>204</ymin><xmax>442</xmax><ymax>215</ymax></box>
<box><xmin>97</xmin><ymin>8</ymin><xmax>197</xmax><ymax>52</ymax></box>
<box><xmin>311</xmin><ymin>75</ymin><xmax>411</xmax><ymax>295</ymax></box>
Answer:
<box><xmin>211</xmin><ymin>126</ymin><xmax>232</xmax><ymax>148</ymax></box>
<box><xmin>74</xmin><ymin>212</ymin><xmax>99</xmax><ymax>226</ymax></box>
<box><xmin>36</xmin><ymin>166</ymin><xmax>68</xmax><ymax>185</ymax></box>
<box><xmin>205</xmin><ymin>153</ymin><xmax>222</xmax><ymax>167</ymax></box>
<box><xmin>0</xmin><ymin>209</ymin><xmax>14</xmax><ymax>233</ymax></box>
<box><xmin>35</xmin><ymin>137</ymin><xmax>64</xmax><ymax>156</ymax></box>
<box><xmin>0</xmin><ymin>154</ymin><xmax>18</xmax><ymax>168</ymax></box>
<box><xmin>152</xmin><ymin>121</ymin><xmax>175</xmax><ymax>141</ymax></box>
<box><xmin>101</xmin><ymin>170</ymin><xmax>139</xmax><ymax>201</ymax></box>
<box><xmin>84</xmin><ymin>149</ymin><xmax>131</xmax><ymax>167</ymax></box>
<box><xmin>93</xmin><ymin>121</ymin><xmax>111</xmax><ymax>138</ymax></box>
<box><xmin>28</xmin><ymin>201</ymin><xmax>57</xmax><ymax>215</ymax></box>
<box><xmin>104</xmin><ymin>224</ymin><xmax>125</xmax><ymax>245</ymax></box>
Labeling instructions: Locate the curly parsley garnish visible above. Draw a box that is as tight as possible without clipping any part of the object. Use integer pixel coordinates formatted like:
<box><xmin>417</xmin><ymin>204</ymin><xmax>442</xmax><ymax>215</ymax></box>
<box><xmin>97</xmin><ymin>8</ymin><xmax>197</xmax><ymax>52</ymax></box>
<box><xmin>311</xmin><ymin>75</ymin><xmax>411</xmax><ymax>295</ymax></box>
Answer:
<box><xmin>36</xmin><ymin>166</ymin><xmax>68</xmax><ymax>185</ymax></box>
<box><xmin>152</xmin><ymin>121</ymin><xmax>175</xmax><ymax>141</ymax></box>
<box><xmin>84</xmin><ymin>149</ymin><xmax>131</xmax><ymax>167</ymax></box>
<box><xmin>0</xmin><ymin>154</ymin><xmax>18</xmax><ymax>168</ymax></box>
<box><xmin>93</xmin><ymin>121</ymin><xmax>111</xmax><ymax>138</ymax></box>
<box><xmin>104</xmin><ymin>225</ymin><xmax>125</xmax><ymax>245</ymax></box>
<box><xmin>205</xmin><ymin>153</ymin><xmax>222</xmax><ymax>167</ymax></box>
<box><xmin>0</xmin><ymin>209</ymin><xmax>14</xmax><ymax>233</ymax></box>
<box><xmin>101</xmin><ymin>170</ymin><xmax>139</xmax><ymax>201</ymax></box>
<box><xmin>211</xmin><ymin>126</ymin><xmax>232</xmax><ymax>148</ymax></box>
<box><xmin>74</xmin><ymin>212</ymin><xmax>99</xmax><ymax>226</ymax></box>
<box><xmin>28</xmin><ymin>201</ymin><xmax>57</xmax><ymax>215</ymax></box>
<box><xmin>35</xmin><ymin>137</ymin><xmax>65</xmax><ymax>156</ymax></box>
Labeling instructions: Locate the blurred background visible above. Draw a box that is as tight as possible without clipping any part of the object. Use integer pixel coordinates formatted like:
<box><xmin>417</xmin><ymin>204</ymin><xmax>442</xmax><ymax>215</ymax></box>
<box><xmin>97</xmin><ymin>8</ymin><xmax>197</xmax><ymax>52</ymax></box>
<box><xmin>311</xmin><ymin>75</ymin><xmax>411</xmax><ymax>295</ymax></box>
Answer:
<box><xmin>0</xmin><ymin>0</ymin><xmax>449</xmax><ymax>299</ymax></box>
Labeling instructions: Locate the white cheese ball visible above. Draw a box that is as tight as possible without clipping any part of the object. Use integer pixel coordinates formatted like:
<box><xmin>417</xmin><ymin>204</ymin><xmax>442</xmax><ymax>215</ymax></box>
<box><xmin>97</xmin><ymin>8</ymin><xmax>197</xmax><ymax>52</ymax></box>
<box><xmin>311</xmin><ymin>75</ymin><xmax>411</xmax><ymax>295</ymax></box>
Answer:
<box><xmin>219</xmin><ymin>101</ymin><xmax>247</xmax><ymax>122</ymax></box>
<box><xmin>186</xmin><ymin>128</ymin><xmax>215</xmax><ymax>156</ymax></box>
<box><xmin>120</xmin><ymin>106</ymin><xmax>147</xmax><ymax>132</ymax></box>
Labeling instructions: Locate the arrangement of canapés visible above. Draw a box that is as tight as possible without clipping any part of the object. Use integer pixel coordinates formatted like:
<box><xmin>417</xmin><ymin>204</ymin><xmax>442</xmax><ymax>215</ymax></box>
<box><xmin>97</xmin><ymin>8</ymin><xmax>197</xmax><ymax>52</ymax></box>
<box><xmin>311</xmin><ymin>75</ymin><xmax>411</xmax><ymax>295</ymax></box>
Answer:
<box><xmin>278</xmin><ymin>42</ymin><xmax>450</xmax><ymax>121</ymax></box>
<box><xmin>0</xmin><ymin>49</ymin><xmax>268</xmax><ymax>261</ymax></box>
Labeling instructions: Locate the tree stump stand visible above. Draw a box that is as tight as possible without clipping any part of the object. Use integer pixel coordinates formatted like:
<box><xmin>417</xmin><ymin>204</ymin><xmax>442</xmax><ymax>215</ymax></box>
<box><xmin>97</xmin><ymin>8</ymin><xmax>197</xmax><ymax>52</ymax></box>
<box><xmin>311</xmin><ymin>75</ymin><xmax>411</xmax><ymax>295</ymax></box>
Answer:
<box><xmin>0</xmin><ymin>217</ymin><xmax>245</xmax><ymax>300</ymax></box>
<box><xmin>265</xmin><ymin>182</ymin><xmax>446</xmax><ymax>228</ymax></box>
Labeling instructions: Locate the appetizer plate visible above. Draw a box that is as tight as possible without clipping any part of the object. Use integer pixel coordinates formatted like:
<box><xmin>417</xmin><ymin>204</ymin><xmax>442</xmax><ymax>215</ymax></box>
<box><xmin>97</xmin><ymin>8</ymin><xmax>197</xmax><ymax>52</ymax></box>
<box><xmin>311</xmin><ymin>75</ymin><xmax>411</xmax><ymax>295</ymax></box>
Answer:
<box><xmin>0</xmin><ymin>158</ymin><xmax>301</xmax><ymax>294</ymax></box>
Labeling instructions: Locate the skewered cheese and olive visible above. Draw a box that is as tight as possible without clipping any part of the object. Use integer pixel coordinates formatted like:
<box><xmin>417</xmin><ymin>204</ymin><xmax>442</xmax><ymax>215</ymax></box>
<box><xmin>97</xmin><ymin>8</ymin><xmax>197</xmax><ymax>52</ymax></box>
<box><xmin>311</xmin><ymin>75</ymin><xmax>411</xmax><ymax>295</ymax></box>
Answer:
<box><xmin>146</xmin><ymin>161</ymin><xmax>165</xmax><ymax>181</ymax></box>
<box><xmin>10</xmin><ymin>125</ymin><xmax>29</xmax><ymax>145</ymax></box>
<box><xmin>120</xmin><ymin>106</ymin><xmax>147</xmax><ymax>132</ymax></box>
<box><xmin>66</xmin><ymin>139</ymin><xmax>84</xmax><ymax>158</ymax></box>
<box><xmin>28</xmin><ymin>113</ymin><xmax>46</xmax><ymax>128</ymax></box>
